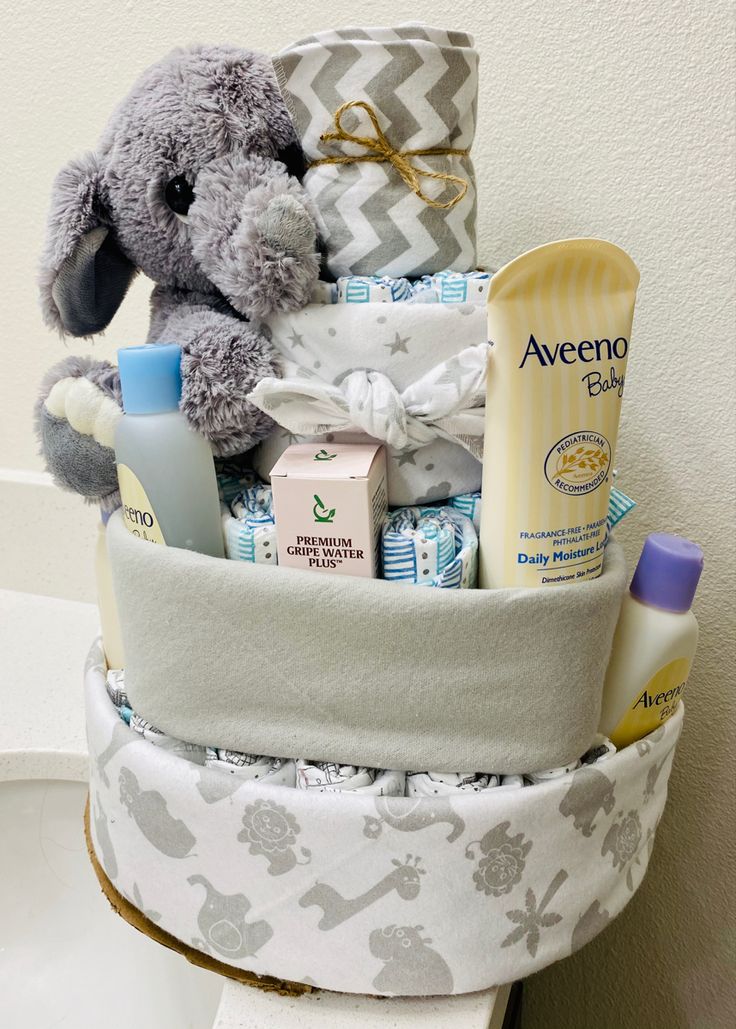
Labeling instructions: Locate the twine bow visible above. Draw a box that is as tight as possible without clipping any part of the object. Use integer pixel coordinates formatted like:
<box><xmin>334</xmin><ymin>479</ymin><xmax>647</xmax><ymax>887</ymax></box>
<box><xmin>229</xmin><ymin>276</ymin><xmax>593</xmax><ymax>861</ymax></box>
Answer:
<box><xmin>309</xmin><ymin>100</ymin><xmax>469</xmax><ymax>210</ymax></box>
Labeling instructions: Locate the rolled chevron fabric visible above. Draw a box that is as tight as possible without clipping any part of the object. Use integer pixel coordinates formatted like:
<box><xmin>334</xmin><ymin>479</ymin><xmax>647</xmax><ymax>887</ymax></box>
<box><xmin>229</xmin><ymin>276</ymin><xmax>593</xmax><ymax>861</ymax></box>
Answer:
<box><xmin>273</xmin><ymin>24</ymin><xmax>478</xmax><ymax>278</ymax></box>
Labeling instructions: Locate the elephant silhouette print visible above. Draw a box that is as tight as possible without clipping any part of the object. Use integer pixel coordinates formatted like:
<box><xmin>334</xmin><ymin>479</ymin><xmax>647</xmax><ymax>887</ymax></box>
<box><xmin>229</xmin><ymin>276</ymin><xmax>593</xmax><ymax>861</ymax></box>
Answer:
<box><xmin>363</xmin><ymin>797</ymin><xmax>465</xmax><ymax>842</ymax></box>
<box><xmin>189</xmin><ymin>875</ymin><xmax>273</xmax><ymax>958</ymax></box>
<box><xmin>369</xmin><ymin>924</ymin><xmax>453</xmax><ymax>995</ymax></box>
<box><xmin>299</xmin><ymin>855</ymin><xmax>426</xmax><ymax>931</ymax></box>
<box><xmin>558</xmin><ymin>767</ymin><xmax>616</xmax><ymax>837</ymax></box>
<box><xmin>119</xmin><ymin>767</ymin><xmax>196</xmax><ymax>858</ymax></box>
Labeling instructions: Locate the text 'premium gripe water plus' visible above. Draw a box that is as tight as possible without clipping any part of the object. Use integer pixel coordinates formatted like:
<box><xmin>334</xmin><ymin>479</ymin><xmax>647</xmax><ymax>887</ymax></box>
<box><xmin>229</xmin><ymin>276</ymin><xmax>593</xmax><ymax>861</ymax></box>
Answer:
<box><xmin>479</xmin><ymin>239</ymin><xmax>640</xmax><ymax>588</ymax></box>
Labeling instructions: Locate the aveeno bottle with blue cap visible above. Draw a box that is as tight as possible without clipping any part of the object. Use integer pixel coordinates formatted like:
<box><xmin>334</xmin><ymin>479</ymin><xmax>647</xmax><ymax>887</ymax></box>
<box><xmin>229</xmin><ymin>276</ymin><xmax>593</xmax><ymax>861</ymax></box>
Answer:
<box><xmin>115</xmin><ymin>344</ymin><xmax>224</xmax><ymax>558</ymax></box>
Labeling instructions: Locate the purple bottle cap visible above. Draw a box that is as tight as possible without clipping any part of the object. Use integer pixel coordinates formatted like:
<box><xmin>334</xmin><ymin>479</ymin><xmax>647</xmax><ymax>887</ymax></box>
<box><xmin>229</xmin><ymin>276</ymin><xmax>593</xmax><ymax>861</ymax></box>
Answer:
<box><xmin>630</xmin><ymin>533</ymin><xmax>703</xmax><ymax>613</ymax></box>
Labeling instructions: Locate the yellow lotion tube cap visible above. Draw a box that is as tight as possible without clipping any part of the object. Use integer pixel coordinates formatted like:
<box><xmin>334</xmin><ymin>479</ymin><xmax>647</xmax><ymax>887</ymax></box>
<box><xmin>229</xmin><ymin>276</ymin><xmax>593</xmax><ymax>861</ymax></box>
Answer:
<box><xmin>479</xmin><ymin>238</ymin><xmax>640</xmax><ymax>589</ymax></box>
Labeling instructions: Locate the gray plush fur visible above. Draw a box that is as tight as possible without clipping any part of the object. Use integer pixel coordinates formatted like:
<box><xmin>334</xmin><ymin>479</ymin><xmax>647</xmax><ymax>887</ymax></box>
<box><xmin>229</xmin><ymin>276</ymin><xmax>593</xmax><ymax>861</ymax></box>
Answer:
<box><xmin>35</xmin><ymin>354</ymin><xmax>124</xmax><ymax>508</ymax></box>
<box><xmin>37</xmin><ymin>44</ymin><xmax>319</xmax><ymax>504</ymax></box>
<box><xmin>40</xmin><ymin>411</ymin><xmax>120</xmax><ymax>506</ymax></box>
<box><xmin>188</xmin><ymin>153</ymin><xmax>320</xmax><ymax>319</ymax></box>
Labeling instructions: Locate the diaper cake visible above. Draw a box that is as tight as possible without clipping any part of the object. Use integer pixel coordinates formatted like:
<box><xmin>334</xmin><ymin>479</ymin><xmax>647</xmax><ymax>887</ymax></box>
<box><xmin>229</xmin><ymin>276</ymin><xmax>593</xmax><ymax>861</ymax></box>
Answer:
<box><xmin>36</xmin><ymin>26</ymin><xmax>700</xmax><ymax>999</ymax></box>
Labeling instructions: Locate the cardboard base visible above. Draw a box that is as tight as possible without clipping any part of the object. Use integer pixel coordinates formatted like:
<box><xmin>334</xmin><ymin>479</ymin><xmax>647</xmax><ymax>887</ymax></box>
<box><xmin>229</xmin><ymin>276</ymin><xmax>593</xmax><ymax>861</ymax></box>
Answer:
<box><xmin>83</xmin><ymin>798</ymin><xmax>313</xmax><ymax>997</ymax></box>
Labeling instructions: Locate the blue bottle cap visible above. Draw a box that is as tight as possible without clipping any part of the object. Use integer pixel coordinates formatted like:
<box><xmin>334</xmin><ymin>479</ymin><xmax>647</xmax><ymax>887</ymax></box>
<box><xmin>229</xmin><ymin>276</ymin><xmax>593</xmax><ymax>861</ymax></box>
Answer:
<box><xmin>118</xmin><ymin>343</ymin><xmax>182</xmax><ymax>414</ymax></box>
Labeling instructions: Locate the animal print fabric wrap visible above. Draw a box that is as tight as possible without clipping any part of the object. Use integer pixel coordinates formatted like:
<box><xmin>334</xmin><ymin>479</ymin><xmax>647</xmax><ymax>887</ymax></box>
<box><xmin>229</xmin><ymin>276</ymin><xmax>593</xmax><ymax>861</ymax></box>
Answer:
<box><xmin>85</xmin><ymin>640</ymin><xmax>682</xmax><ymax>995</ymax></box>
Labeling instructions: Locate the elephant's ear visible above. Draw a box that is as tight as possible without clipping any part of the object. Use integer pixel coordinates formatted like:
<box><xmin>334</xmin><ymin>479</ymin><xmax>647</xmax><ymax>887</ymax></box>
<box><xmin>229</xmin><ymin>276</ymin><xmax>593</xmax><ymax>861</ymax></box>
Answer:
<box><xmin>39</xmin><ymin>152</ymin><xmax>137</xmax><ymax>337</ymax></box>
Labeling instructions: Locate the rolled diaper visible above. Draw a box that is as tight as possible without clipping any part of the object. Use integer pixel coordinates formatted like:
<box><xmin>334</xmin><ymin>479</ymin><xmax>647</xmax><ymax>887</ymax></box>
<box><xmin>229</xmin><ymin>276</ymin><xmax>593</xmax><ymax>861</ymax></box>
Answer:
<box><xmin>523</xmin><ymin>736</ymin><xmax>614</xmax><ymax>785</ymax></box>
<box><xmin>296</xmin><ymin>761</ymin><xmax>405</xmax><ymax>796</ymax></box>
<box><xmin>581</xmin><ymin>735</ymin><xmax>617</xmax><ymax>765</ymax></box>
<box><xmin>499</xmin><ymin>774</ymin><xmax>525</xmax><ymax>790</ymax></box>
<box><xmin>524</xmin><ymin>759</ymin><xmax>581</xmax><ymax>785</ymax></box>
<box><xmin>129</xmin><ymin>711</ymin><xmax>207</xmax><ymax>765</ymax></box>
<box><xmin>406</xmin><ymin>772</ymin><xmax>500</xmax><ymax>796</ymax></box>
<box><xmin>337</xmin><ymin>275</ymin><xmax>413</xmax><ymax>303</ymax></box>
<box><xmin>216</xmin><ymin>462</ymin><xmax>260</xmax><ymax>507</ymax></box>
<box><xmin>273</xmin><ymin>25</ymin><xmax>478</xmax><ymax>278</ymax></box>
<box><xmin>417</xmin><ymin>269</ymin><xmax>491</xmax><ymax>305</ymax></box>
<box><xmin>105</xmin><ymin>668</ymin><xmax>131</xmax><ymax>723</ymax></box>
<box><xmin>334</xmin><ymin>270</ymin><xmax>491</xmax><ymax>305</ymax></box>
<box><xmin>382</xmin><ymin>506</ymin><xmax>477</xmax><ymax>588</ymax></box>
<box><xmin>222</xmin><ymin>483</ymin><xmax>278</xmax><ymax>564</ymax></box>
<box><xmin>448</xmin><ymin>491</ymin><xmax>482</xmax><ymax>531</ymax></box>
<box><xmin>205</xmin><ymin>749</ymin><xmax>296</xmax><ymax>787</ymax></box>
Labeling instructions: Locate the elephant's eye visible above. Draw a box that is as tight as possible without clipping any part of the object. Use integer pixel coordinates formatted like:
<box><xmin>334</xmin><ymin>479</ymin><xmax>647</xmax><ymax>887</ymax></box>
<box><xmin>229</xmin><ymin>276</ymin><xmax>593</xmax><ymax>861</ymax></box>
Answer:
<box><xmin>275</xmin><ymin>142</ymin><xmax>307</xmax><ymax>181</ymax></box>
<box><xmin>164</xmin><ymin>175</ymin><xmax>195</xmax><ymax>220</ymax></box>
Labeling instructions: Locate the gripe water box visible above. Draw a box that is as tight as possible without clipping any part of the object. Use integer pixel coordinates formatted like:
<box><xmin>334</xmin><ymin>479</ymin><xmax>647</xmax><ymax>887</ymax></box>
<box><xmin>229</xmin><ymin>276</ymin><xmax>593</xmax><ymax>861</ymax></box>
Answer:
<box><xmin>270</xmin><ymin>442</ymin><xmax>388</xmax><ymax>577</ymax></box>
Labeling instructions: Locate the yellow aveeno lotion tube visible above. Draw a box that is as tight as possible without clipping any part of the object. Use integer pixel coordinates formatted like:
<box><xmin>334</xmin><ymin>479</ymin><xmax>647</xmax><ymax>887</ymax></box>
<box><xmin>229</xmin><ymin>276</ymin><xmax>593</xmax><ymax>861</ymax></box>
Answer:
<box><xmin>479</xmin><ymin>238</ymin><xmax>640</xmax><ymax>588</ymax></box>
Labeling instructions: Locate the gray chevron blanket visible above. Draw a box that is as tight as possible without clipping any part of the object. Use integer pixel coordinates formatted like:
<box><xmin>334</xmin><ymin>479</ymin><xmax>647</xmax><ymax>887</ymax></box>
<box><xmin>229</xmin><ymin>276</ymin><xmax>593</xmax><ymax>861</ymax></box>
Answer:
<box><xmin>273</xmin><ymin>24</ymin><xmax>478</xmax><ymax>278</ymax></box>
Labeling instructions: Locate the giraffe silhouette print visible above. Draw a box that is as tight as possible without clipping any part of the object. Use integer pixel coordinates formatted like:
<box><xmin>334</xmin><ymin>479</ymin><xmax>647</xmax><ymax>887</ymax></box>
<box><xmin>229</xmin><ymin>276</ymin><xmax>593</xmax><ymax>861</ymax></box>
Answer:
<box><xmin>299</xmin><ymin>855</ymin><xmax>426</xmax><ymax>931</ymax></box>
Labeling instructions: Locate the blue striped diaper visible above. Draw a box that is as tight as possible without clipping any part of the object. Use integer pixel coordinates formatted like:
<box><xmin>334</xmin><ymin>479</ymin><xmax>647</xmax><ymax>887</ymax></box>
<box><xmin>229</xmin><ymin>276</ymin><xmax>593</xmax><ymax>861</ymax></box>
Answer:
<box><xmin>607</xmin><ymin>485</ymin><xmax>636</xmax><ymax>529</ymax></box>
<box><xmin>448</xmin><ymin>490</ymin><xmax>482</xmax><ymax>530</ymax></box>
<box><xmin>336</xmin><ymin>275</ymin><xmax>413</xmax><ymax>303</ymax></box>
<box><xmin>418</xmin><ymin>268</ymin><xmax>491</xmax><ymax>304</ymax></box>
<box><xmin>333</xmin><ymin>269</ymin><xmax>491</xmax><ymax>305</ymax></box>
<box><xmin>382</xmin><ymin>506</ymin><xmax>478</xmax><ymax>588</ymax></box>
<box><xmin>222</xmin><ymin>484</ymin><xmax>278</xmax><ymax>564</ymax></box>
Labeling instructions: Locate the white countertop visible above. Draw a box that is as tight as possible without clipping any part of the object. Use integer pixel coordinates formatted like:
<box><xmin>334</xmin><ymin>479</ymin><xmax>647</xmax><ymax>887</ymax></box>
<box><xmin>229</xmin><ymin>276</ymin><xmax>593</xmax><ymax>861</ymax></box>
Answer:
<box><xmin>0</xmin><ymin>588</ymin><xmax>507</xmax><ymax>1028</ymax></box>
<box><xmin>0</xmin><ymin>588</ymin><xmax>94</xmax><ymax>783</ymax></box>
<box><xmin>213</xmin><ymin>981</ymin><xmax>511</xmax><ymax>1028</ymax></box>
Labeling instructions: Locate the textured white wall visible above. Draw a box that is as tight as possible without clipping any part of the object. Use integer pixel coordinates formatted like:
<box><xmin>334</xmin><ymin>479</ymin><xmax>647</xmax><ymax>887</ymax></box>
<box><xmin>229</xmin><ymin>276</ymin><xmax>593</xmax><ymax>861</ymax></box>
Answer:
<box><xmin>1</xmin><ymin>1</ymin><xmax>734</xmax><ymax>1025</ymax></box>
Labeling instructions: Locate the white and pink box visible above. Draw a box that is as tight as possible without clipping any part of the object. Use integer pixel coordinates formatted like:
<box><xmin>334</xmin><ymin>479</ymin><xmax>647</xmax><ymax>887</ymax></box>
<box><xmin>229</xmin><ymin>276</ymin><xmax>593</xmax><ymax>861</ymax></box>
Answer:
<box><xmin>270</xmin><ymin>442</ymin><xmax>388</xmax><ymax>578</ymax></box>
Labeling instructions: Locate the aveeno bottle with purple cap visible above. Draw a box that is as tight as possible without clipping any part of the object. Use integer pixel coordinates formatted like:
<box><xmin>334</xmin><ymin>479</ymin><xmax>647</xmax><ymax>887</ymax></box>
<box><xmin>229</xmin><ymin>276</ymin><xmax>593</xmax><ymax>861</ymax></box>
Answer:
<box><xmin>599</xmin><ymin>533</ymin><xmax>703</xmax><ymax>748</ymax></box>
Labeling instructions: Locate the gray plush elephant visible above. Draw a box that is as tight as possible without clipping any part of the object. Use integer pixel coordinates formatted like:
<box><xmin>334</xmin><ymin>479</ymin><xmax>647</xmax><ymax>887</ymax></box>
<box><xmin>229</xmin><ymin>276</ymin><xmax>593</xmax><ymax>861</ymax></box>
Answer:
<box><xmin>35</xmin><ymin>44</ymin><xmax>320</xmax><ymax>509</ymax></box>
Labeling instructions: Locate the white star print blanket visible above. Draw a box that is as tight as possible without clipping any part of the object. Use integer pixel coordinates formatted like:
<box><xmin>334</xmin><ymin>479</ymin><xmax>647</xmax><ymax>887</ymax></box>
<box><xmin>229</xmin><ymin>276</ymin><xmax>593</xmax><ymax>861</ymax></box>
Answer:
<box><xmin>254</xmin><ymin>302</ymin><xmax>488</xmax><ymax>505</ymax></box>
